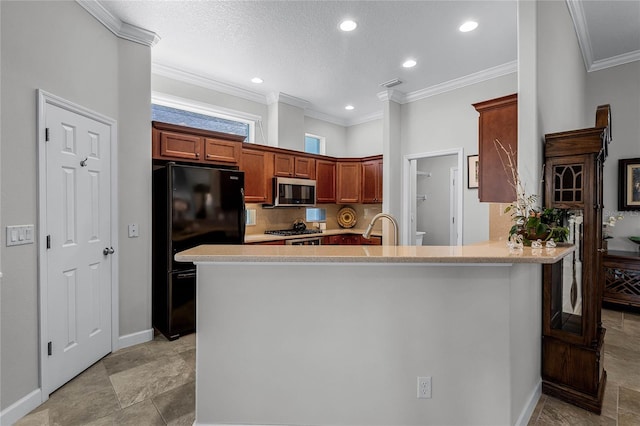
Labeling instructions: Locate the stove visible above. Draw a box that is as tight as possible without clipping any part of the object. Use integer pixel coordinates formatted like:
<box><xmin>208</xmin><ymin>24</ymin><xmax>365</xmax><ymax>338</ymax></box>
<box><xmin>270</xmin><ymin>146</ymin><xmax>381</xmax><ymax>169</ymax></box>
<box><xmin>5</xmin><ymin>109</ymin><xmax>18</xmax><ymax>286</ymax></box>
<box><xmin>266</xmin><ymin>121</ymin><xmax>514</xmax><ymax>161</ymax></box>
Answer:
<box><xmin>264</xmin><ymin>229</ymin><xmax>323</xmax><ymax>236</ymax></box>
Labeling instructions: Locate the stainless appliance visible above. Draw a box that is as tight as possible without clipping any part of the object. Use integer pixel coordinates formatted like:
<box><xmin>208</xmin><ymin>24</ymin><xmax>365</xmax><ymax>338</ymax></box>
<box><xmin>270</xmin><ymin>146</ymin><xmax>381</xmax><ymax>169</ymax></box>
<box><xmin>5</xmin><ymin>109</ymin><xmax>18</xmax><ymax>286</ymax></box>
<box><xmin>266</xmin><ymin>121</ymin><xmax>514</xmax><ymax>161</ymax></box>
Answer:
<box><xmin>286</xmin><ymin>237</ymin><xmax>322</xmax><ymax>245</ymax></box>
<box><xmin>272</xmin><ymin>177</ymin><xmax>316</xmax><ymax>207</ymax></box>
<box><xmin>153</xmin><ymin>163</ymin><xmax>245</xmax><ymax>340</ymax></box>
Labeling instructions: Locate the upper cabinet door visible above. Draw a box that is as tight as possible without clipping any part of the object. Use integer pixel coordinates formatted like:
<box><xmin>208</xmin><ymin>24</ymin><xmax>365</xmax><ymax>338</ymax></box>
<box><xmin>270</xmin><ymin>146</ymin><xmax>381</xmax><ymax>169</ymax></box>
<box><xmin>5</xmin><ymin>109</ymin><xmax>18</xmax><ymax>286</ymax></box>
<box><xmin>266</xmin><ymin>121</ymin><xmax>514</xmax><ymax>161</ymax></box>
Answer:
<box><xmin>337</xmin><ymin>162</ymin><xmax>361</xmax><ymax>204</ymax></box>
<box><xmin>274</xmin><ymin>154</ymin><xmax>295</xmax><ymax>177</ymax></box>
<box><xmin>361</xmin><ymin>158</ymin><xmax>382</xmax><ymax>203</ymax></box>
<box><xmin>156</xmin><ymin>130</ymin><xmax>202</xmax><ymax>161</ymax></box>
<box><xmin>472</xmin><ymin>94</ymin><xmax>517</xmax><ymax>203</ymax></box>
<box><xmin>204</xmin><ymin>138</ymin><xmax>241</xmax><ymax>164</ymax></box>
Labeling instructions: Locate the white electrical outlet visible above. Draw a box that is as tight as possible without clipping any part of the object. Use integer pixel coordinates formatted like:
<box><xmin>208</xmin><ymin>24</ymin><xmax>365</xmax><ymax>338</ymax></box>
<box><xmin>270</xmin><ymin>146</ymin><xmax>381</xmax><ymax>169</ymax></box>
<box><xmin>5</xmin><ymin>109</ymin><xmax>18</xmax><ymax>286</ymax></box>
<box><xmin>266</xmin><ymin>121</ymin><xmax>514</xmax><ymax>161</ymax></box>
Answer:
<box><xmin>417</xmin><ymin>376</ymin><xmax>432</xmax><ymax>399</ymax></box>
<box><xmin>128</xmin><ymin>223</ymin><xmax>139</xmax><ymax>238</ymax></box>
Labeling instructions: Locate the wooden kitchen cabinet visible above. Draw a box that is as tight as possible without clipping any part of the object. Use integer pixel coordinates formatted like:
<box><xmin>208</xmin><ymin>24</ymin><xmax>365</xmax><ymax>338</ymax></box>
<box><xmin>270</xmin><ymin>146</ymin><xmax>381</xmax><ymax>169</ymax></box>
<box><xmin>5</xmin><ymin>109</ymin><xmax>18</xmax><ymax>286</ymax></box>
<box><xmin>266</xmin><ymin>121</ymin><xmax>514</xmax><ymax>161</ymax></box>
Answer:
<box><xmin>274</xmin><ymin>153</ymin><xmax>316</xmax><ymax>179</ymax></box>
<box><xmin>242</xmin><ymin>148</ymin><xmax>274</xmax><ymax>204</ymax></box>
<box><xmin>152</xmin><ymin>122</ymin><xmax>245</xmax><ymax>165</ymax></box>
<box><xmin>472</xmin><ymin>94</ymin><xmax>517</xmax><ymax>203</ymax></box>
<box><xmin>337</xmin><ymin>161</ymin><xmax>361</xmax><ymax>204</ymax></box>
<box><xmin>154</xmin><ymin>130</ymin><xmax>202</xmax><ymax>161</ymax></box>
<box><xmin>274</xmin><ymin>153</ymin><xmax>295</xmax><ymax>177</ymax></box>
<box><xmin>294</xmin><ymin>156</ymin><xmax>316</xmax><ymax>179</ymax></box>
<box><xmin>323</xmin><ymin>234</ymin><xmax>382</xmax><ymax>245</ymax></box>
<box><xmin>315</xmin><ymin>160</ymin><xmax>336</xmax><ymax>203</ymax></box>
<box><xmin>361</xmin><ymin>157</ymin><xmax>383</xmax><ymax>203</ymax></box>
<box><xmin>204</xmin><ymin>138</ymin><xmax>241</xmax><ymax>164</ymax></box>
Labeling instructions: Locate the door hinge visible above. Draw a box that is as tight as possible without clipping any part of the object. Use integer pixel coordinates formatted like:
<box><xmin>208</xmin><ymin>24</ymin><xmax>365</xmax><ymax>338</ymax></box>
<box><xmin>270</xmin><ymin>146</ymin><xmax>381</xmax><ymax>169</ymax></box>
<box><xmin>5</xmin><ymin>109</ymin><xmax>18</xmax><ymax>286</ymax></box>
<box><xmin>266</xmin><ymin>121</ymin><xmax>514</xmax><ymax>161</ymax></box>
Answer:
<box><xmin>46</xmin><ymin>235</ymin><xmax>51</xmax><ymax>249</ymax></box>
<box><xmin>47</xmin><ymin>341</ymin><xmax>52</xmax><ymax>356</ymax></box>
<box><xmin>45</xmin><ymin>128</ymin><xmax>50</xmax><ymax>142</ymax></box>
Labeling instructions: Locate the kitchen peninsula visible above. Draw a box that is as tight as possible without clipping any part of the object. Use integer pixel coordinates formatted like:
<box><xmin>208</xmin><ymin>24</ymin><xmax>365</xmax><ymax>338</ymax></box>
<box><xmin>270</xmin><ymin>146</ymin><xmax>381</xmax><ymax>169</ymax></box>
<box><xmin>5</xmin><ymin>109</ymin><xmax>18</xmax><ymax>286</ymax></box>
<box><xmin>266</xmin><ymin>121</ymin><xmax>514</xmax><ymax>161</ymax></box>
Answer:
<box><xmin>177</xmin><ymin>242</ymin><xmax>574</xmax><ymax>425</ymax></box>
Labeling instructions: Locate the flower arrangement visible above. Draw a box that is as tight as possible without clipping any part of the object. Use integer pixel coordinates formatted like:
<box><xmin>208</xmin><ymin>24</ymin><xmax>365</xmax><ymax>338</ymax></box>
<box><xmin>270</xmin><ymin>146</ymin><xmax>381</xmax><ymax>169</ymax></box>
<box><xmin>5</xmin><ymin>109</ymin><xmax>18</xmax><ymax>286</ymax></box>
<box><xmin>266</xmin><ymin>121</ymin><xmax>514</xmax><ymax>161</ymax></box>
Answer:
<box><xmin>603</xmin><ymin>213</ymin><xmax>623</xmax><ymax>240</ymax></box>
<box><xmin>495</xmin><ymin>139</ymin><xmax>569</xmax><ymax>246</ymax></box>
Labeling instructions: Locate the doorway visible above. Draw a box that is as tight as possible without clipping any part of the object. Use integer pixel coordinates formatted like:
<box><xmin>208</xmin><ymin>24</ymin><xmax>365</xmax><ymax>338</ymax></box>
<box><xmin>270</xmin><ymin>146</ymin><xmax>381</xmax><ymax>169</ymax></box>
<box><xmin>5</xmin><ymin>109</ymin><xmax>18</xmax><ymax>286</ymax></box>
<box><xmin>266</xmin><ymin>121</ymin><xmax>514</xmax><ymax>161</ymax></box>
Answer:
<box><xmin>403</xmin><ymin>149</ymin><xmax>463</xmax><ymax>246</ymax></box>
<box><xmin>37</xmin><ymin>90</ymin><xmax>118</xmax><ymax>398</ymax></box>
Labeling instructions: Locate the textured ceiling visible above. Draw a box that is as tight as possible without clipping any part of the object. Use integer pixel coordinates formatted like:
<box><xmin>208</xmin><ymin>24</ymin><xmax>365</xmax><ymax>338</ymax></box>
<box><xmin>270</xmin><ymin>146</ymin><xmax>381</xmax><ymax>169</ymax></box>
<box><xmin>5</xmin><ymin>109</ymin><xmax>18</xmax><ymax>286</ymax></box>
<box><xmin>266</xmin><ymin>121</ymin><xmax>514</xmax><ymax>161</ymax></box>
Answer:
<box><xmin>99</xmin><ymin>0</ymin><xmax>639</xmax><ymax>125</ymax></box>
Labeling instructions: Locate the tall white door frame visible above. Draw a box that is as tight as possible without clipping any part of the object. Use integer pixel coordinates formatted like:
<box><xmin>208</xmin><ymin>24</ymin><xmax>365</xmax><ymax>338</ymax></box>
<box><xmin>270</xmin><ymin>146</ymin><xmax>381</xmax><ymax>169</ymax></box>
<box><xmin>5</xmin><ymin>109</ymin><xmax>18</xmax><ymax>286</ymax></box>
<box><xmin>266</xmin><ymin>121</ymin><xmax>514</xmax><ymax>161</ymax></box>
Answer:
<box><xmin>402</xmin><ymin>148</ymin><xmax>464</xmax><ymax>245</ymax></box>
<box><xmin>37</xmin><ymin>90</ymin><xmax>119</xmax><ymax>399</ymax></box>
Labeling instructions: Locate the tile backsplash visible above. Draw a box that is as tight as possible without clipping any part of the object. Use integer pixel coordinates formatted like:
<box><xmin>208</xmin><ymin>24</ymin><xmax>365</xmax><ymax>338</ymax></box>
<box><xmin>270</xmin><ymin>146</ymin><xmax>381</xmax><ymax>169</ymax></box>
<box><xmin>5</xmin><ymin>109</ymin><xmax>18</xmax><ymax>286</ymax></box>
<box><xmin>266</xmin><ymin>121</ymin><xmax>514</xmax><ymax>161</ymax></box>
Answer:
<box><xmin>246</xmin><ymin>203</ymin><xmax>382</xmax><ymax>234</ymax></box>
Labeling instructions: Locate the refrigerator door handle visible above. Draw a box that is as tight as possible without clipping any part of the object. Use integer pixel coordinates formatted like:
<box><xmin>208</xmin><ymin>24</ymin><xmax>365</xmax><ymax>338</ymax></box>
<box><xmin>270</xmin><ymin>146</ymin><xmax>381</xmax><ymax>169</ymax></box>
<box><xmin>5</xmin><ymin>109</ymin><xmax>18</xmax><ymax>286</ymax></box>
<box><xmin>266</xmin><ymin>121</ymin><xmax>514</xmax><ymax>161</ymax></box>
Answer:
<box><xmin>240</xmin><ymin>187</ymin><xmax>246</xmax><ymax>243</ymax></box>
<box><xmin>176</xmin><ymin>272</ymin><xmax>196</xmax><ymax>279</ymax></box>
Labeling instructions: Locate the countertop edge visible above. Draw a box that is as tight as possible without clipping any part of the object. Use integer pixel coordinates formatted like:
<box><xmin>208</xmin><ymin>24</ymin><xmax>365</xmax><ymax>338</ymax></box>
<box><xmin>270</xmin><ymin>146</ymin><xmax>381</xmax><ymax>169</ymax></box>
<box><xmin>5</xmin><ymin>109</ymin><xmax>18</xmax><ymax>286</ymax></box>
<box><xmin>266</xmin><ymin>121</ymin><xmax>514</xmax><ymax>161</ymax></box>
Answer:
<box><xmin>175</xmin><ymin>242</ymin><xmax>575</xmax><ymax>265</ymax></box>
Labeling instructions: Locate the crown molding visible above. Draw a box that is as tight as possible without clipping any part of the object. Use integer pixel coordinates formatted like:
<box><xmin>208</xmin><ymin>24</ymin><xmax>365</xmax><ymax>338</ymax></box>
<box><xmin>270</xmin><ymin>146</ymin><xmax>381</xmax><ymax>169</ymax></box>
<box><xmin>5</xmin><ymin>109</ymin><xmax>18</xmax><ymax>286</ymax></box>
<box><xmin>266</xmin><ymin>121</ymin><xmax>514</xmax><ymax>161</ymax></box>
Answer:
<box><xmin>152</xmin><ymin>63</ymin><xmax>267</xmax><ymax>105</ymax></box>
<box><xmin>345</xmin><ymin>111</ymin><xmax>384</xmax><ymax>127</ymax></box>
<box><xmin>304</xmin><ymin>109</ymin><xmax>348</xmax><ymax>127</ymax></box>
<box><xmin>404</xmin><ymin>61</ymin><xmax>517</xmax><ymax>103</ymax></box>
<box><xmin>588</xmin><ymin>49</ymin><xmax>640</xmax><ymax>72</ymax></box>
<box><xmin>377</xmin><ymin>89</ymin><xmax>406</xmax><ymax>103</ymax></box>
<box><xmin>566</xmin><ymin>0</ymin><xmax>594</xmax><ymax>72</ymax></box>
<box><xmin>267</xmin><ymin>92</ymin><xmax>310</xmax><ymax>109</ymax></box>
<box><xmin>76</xmin><ymin>0</ymin><xmax>160</xmax><ymax>47</ymax></box>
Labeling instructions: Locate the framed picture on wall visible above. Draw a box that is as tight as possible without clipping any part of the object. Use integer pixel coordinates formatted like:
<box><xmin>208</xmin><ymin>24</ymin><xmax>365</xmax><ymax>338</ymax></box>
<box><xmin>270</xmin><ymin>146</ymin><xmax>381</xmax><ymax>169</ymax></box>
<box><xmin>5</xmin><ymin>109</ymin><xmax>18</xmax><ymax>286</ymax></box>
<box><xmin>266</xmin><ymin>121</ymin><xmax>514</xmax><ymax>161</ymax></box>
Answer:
<box><xmin>619</xmin><ymin>158</ymin><xmax>640</xmax><ymax>210</ymax></box>
<box><xmin>468</xmin><ymin>155</ymin><xmax>479</xmax><ymax>189</ymax></box>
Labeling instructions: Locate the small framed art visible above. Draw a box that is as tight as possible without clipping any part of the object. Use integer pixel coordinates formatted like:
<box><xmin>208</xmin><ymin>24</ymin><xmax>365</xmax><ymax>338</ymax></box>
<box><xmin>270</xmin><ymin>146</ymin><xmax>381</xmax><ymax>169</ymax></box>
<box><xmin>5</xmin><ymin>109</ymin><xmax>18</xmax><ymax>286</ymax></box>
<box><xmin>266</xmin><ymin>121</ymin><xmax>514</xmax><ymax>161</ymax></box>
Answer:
<box><xmin>619</xmin><ymin>158</ymin><xmax>640</xmax><ymax>210</ymax></box>
<box><xmin>468</xmin><ymin>155</ymin><xmax>479</xmax><ymax>189</ymax></box>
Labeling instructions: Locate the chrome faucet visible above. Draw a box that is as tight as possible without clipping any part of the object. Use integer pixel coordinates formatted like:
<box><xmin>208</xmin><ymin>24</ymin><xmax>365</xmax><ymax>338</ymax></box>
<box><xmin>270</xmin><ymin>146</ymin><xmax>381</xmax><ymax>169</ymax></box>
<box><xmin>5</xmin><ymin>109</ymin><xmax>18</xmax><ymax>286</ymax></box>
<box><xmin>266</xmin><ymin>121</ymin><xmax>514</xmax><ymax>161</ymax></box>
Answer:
<box><xmin>362</xmin><ymin>213</ymin><xmax>399</xmax><ymax>246</ymax></box>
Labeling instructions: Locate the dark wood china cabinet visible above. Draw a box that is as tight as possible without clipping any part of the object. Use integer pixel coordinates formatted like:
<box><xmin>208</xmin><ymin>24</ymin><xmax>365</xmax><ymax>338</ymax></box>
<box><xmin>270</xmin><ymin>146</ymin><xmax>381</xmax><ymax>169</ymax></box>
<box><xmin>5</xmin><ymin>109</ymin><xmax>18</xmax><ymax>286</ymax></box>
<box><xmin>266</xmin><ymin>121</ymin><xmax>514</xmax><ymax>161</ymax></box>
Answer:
<box><xmin>541</xmin><ymin>105</ymin><xmax>611</xmax><ymax>414</ymax></box>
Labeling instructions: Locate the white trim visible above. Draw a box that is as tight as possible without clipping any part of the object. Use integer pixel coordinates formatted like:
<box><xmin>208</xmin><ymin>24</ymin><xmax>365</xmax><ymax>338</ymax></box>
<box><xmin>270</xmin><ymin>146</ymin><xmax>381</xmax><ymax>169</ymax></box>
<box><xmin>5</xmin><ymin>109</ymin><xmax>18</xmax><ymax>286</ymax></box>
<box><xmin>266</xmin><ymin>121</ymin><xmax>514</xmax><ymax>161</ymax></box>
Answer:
<box><xmin>76</xmin><ymin>0</ymin><xmax>160</xmax><ymax>47</ymax></box>
<box><xmin>152</xmin><ymin>62</ymin><xmax>266</xmax><ymax>105</ymax></box>
<box><xmin>37</xmin><ymin>89</ymin><xmax>119</xmax><ymax>397</ymax></box>
<box><xmin>345</xmin><ymin>110</ymin><xmax>384</xmax><ymax>127</ymax></box>
<box><xmin>566</xmin><ymin>0</ymin><xmax>640</xmax><ymax>72</ymax></box>
<box><xmin>304</xmin><ymin>108</ymin><xmax>348</xmax><ymax>127</ymax></box>
<box><xmin>402</xmin><ymin>148</ymin><xmax>464</xmax><ymax>247</ymax></box>
<box><xmin>566</xmin><ymin>0</ymin><xmax>594</xmax><ymax>72</ymax></box>
<box><xmin>118</xmin><ymin>328</ymin><xmax>154</xmax><ymax>350</ymax></box>
<box><xmin>376</xmin><ymin>89</ymin><xmax>406</xmax><ymax>103</ymax></box>
<box><xmin>267</xmin><ymin>92</ymin><xmax>310</xmax><ymax>110</ymax></box>
<box><xmin>0</xmin><ymin>389</ymin><xmax>42</xmax><ymax>426</ymax></box>
<box><xmin>516</xmin><ymin>381</ymin><xmax>542</xmax><ymax>425</ymax></box>
<box><xmin>404</xmin><ymin>61</ymin><xmax>518</xmax><ymax>103</ymax></box>
<box><xmin>589</xmin><ymin>49</ymin><xmax>640</xmax><ymax>72</ymax></box>
<box><xmin>152</xmin><ymin>91</ymin><xmax>260</xmax><ymax>143</ymax></box>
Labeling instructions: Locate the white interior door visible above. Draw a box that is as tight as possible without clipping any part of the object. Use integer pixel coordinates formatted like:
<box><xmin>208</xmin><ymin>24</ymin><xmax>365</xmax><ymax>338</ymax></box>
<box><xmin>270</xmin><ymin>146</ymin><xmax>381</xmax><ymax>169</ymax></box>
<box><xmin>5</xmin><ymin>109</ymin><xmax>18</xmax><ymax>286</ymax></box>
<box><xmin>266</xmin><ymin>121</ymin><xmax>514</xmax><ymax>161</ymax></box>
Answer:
<box><xmin>41</xmin><ymin>99</ymin><xmax>113</xmax><ymax>395</ymax></box>
<box><xmin>450</xmin><ymin>167</ymin><xmax>458</xmax><ymax>245</ymax></box>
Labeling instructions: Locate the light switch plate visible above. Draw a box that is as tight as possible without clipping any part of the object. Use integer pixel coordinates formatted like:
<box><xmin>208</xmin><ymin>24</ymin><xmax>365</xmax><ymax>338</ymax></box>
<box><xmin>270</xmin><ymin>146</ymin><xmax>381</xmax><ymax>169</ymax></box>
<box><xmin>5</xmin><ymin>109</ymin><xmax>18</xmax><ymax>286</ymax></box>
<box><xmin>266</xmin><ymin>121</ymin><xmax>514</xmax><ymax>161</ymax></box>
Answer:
<box><xmin>6</xmin><ymin>225</ymin><xmax>35</xmax><ymax>246</ymax></box>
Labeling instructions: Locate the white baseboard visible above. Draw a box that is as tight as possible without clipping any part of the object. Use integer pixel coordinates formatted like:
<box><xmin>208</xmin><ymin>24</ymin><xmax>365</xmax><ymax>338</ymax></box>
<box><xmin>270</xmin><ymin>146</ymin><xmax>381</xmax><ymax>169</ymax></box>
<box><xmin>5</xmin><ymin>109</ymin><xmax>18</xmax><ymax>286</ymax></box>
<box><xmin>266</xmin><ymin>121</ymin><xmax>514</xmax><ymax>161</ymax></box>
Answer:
<box><xmin>516</xmin><ymin>380</ymin><xmax>542</xmax><ymax>426</ymax></box>
<box><xmin>117</xmin><ymin>328</ymin><xmax>154</xmax><ymax>351</ymax></box>
<box><xmin>0</xmin><ymin>388</ymin><xmax>42</xmax><ymax>426</ymax></box>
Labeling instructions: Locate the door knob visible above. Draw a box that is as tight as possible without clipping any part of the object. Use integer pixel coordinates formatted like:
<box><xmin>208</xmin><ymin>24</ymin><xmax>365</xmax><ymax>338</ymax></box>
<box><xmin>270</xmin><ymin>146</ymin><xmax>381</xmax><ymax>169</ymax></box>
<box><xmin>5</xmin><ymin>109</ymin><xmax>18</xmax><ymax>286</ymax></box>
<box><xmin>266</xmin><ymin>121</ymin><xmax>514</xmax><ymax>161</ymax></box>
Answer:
<box><xmin>103</xmin><ymin>247</ymin><xmax>115</xmax><ymax>255</ymax></box>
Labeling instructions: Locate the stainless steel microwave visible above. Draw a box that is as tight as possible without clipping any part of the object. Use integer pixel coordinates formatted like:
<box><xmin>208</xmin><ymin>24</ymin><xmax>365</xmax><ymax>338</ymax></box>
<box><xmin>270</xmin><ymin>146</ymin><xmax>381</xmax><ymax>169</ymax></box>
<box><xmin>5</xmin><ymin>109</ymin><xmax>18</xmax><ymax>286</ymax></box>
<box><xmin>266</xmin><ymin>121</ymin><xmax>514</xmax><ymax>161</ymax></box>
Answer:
<box><xmin>272</xmin><ymin>177</ymin><xmax>316</xmax><ymax>207</ymax></box>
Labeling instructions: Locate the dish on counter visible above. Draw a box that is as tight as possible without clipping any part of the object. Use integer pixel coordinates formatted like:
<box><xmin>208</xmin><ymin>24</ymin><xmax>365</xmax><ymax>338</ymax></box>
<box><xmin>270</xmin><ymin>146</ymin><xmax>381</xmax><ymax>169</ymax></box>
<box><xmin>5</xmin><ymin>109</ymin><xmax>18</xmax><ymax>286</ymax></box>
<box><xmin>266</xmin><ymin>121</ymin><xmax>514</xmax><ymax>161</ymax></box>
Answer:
<box><xmin>337</xmin><ymin>206</ymin><xmax>357</xmax><ymax>228</ymax></box>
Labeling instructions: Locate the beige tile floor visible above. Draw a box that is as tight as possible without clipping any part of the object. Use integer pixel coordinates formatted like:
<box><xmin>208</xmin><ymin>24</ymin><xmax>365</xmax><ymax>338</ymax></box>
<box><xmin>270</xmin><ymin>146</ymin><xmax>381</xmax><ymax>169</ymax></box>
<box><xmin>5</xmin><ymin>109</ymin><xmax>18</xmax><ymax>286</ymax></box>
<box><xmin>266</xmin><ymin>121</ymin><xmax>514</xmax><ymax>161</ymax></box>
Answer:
<box><xmin>15</xmin><ymin>332</ymin><xmax>195</xmax><ymax>426</ymax></box>
<box><xmin>14</xmin><ymin>308</ymin><xmax>640</xmax><ymax>426</ymax></box>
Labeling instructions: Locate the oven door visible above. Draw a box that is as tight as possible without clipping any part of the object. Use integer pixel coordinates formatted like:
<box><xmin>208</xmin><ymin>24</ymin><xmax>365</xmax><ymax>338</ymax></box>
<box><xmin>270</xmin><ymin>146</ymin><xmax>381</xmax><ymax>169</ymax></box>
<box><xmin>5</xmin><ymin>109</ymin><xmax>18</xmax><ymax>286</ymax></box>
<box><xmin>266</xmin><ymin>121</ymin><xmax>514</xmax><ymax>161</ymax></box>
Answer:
<box><xmin>286</xmin><ymin>237</ymin><xmax>322</xmax><ymax>245</ymax></box>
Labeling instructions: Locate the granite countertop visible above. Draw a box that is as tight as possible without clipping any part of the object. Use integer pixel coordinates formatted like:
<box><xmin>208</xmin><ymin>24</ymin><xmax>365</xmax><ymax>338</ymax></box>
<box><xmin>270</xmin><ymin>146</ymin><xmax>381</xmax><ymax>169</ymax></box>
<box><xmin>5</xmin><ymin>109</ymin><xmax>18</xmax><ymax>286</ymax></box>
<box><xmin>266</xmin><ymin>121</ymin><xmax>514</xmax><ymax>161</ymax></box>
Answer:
<box><xmin>176</xmin><ymin>240</ymin><xmax>574</xmax><ymax>265</ymax></box>
<box><xmin>244</xmin><ymin>228</ymin><xmax>381</xmax><ymax>244</ymax></box>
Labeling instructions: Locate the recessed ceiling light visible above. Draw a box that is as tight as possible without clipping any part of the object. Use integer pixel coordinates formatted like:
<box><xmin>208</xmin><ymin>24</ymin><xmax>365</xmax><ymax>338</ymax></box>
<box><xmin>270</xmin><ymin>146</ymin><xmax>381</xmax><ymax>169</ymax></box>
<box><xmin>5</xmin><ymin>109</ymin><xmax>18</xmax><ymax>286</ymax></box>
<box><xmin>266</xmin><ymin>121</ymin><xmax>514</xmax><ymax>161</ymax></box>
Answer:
<box><xmin>402</xmin><ymin>59</ymin><xmax>417</xmax><ymax>68</ymax></box>
<box><xmin>345</xmin><ymin>105</ymin><xmax>355</xmax><ymax>111</ymax></box>
<box><xmin>251</xmin><ymin>77</ymin><xmax>263</xmax><ymax>84</ymax></box>
<box><xmin>339</xmin><ymin>20</ymin><xmax>357</xmax><ymax>32</ymax></box>
<box><xmin>459</xmin><ymin>21</ymin><xmax>478</xmax><ymax>32</ymax></box>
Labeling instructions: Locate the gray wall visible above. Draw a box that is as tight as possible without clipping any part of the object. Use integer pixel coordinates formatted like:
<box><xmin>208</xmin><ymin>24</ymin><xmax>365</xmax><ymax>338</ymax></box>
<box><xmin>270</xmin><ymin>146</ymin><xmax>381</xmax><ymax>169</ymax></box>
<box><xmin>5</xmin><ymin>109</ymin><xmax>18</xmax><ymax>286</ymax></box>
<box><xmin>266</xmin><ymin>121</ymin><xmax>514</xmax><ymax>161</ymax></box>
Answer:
<box><xmin>537</xmin><ymin>0</ymin><xmax>589</xmax><ymax>134</ymax></box>
<box><xmin>1</xmin><ymin>1</ymin><xmax>151</xmax><ymax>410</ymax></box>
<box><xmin>345</xmin><ymin>119</ymin><xmax>383</xmax><ymax>158</ymax></box>
<box><xmin>304</xmin><ymin>116</ymin><xmax>348</xmax><ymax>157</ymax></box>
<box><xmin>400</xmin><ymin>73</ymin><xmax>518</xmax><ymax>244</ymax></box>
<box><xmin>586</xmin><ymin>61</ymin><xmax>640</xmax><ymax>251</ymax></box>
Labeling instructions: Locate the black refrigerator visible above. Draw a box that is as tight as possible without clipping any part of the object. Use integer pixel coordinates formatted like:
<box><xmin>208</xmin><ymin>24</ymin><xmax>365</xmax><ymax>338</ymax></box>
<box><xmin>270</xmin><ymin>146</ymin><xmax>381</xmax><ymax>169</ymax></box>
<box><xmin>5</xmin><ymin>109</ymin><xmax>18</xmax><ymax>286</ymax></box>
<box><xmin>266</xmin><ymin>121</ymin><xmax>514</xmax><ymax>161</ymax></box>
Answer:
<box><xmin>153</xmin><ymin>163</ymin><xmax>245</xmax><ymax>340</ymax></box>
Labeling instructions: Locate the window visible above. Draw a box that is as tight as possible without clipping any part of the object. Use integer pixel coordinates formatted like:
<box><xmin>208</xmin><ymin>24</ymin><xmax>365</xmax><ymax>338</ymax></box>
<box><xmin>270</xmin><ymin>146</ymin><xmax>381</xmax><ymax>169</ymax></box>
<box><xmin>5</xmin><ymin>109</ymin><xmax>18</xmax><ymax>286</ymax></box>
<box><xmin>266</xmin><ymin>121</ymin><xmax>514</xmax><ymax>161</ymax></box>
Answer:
<box><xmin>305</xmin><ymin>133</ymin><xmax>326</xmax><ymax>155</ymax></box>
<box><xmin>306</xmin><ymin>208</ymin><xmax>326</xmax><ymax>222</ymax></box>
<box><xmin>151</xmin><ymin>93</ymin><xmax>260</xmax><ymax>143</ymax></box>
